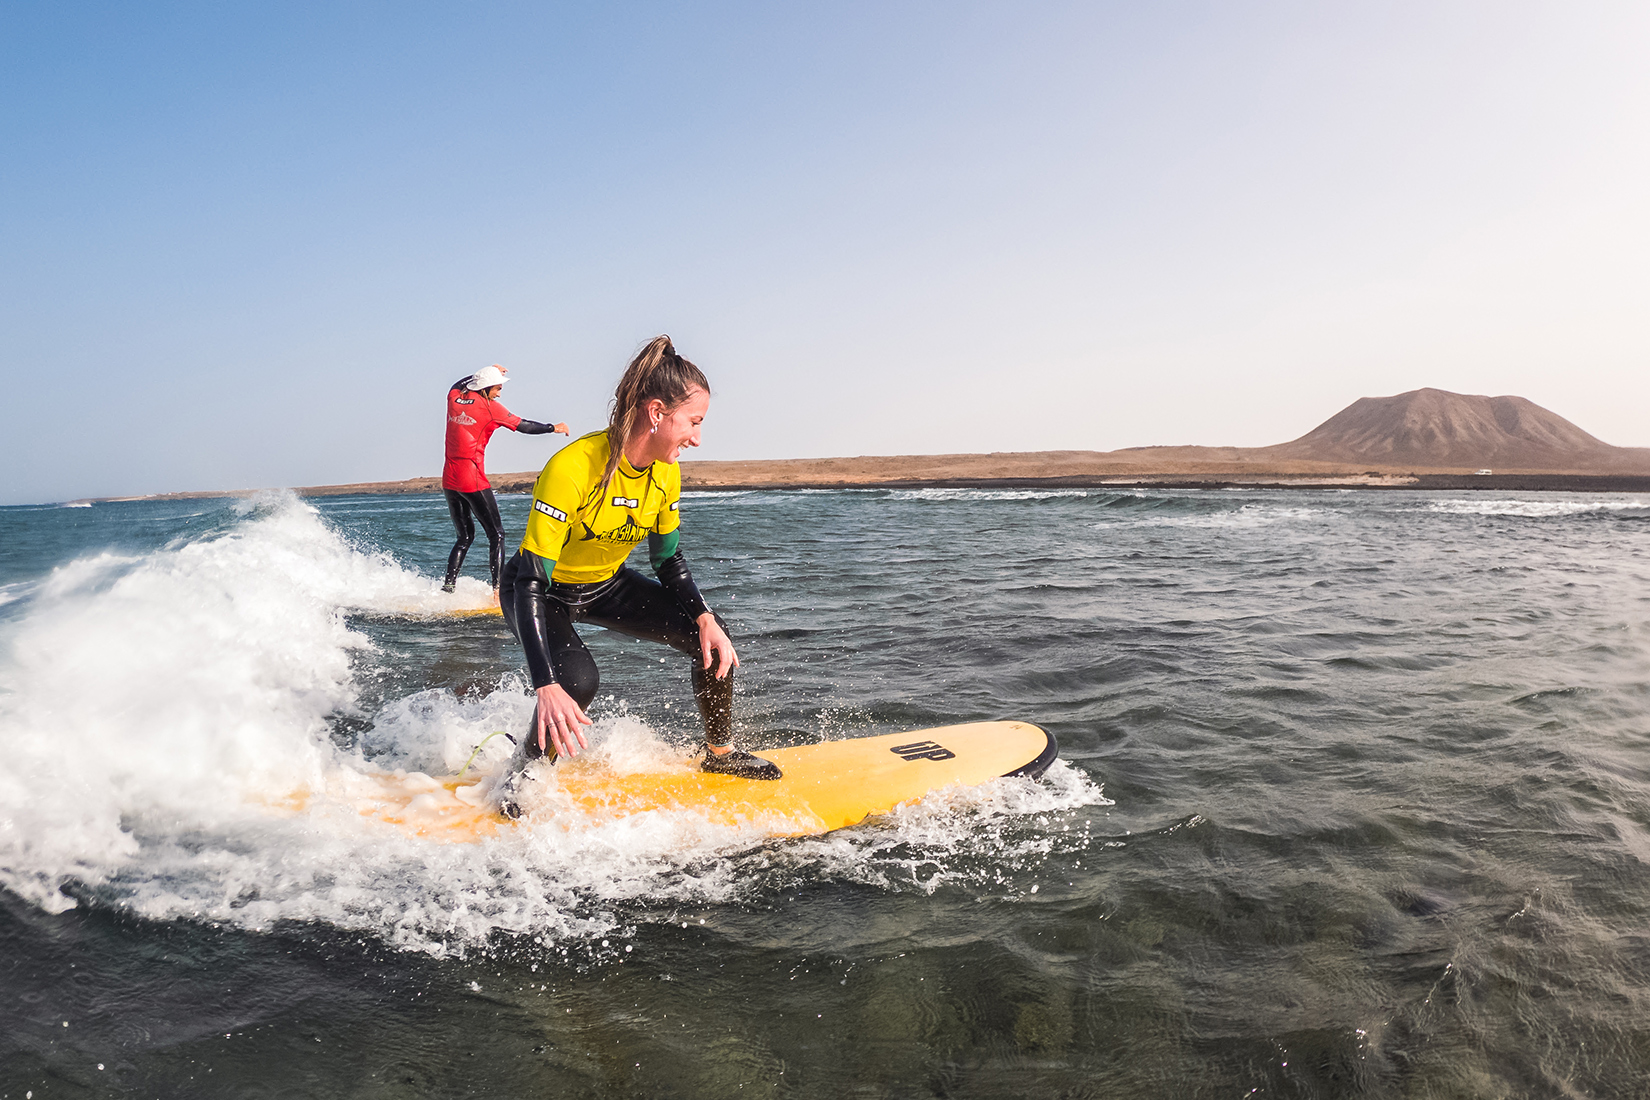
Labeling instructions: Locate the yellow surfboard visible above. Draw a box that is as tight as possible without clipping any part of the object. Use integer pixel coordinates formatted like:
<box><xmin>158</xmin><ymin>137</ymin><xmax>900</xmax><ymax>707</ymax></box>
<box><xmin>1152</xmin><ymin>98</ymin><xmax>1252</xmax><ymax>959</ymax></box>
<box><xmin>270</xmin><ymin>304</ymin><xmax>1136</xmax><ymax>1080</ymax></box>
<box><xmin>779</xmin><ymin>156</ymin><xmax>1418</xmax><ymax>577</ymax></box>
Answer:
<box><xmin>372</xmin><ymin>596</ymin><xmax>503</xmax><ymax>620</ymax></box>
<box><xmin>443</xmin><ymin>605</ymin><xmax>504</xmax><ymax>619</ymax></box>
<box><xmin>308</xmin><ymin>721</ymin><xmax>1056</xmax><ymax>844</ymax></box>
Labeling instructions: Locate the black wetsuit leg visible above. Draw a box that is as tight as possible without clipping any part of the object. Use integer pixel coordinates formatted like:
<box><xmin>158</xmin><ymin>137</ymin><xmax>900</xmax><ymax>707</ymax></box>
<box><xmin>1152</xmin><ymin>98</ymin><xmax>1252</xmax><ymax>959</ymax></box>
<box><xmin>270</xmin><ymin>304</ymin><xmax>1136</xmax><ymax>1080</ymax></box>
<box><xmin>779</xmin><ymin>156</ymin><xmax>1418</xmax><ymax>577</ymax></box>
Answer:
<box><xmin>443</xmin><ymin>488</ymin><xmax>507</xmax><ymax>589</ymax></box>
<box><xmin>471</xmin><ymin>488</ymin><xmax>507</xmax><ymax>588</ymax></box>
<box><xmin>501</xmin><ymin>558</ymin><xmax>733</xmax><ymax>760</ymax></box>
<box><xmin>500</xmin><ymin>551</ymin><xmax>605</xmax><ymax>762</ymax></box>
<box><xmin>443</xmin><ymin>489</ymin><xmax>477</xmax><ymax>589</ymax></box>
<box><xmin>574</xmin><ymin>569</ymin><xmax>734</xmax><ymax>748</ymax></box>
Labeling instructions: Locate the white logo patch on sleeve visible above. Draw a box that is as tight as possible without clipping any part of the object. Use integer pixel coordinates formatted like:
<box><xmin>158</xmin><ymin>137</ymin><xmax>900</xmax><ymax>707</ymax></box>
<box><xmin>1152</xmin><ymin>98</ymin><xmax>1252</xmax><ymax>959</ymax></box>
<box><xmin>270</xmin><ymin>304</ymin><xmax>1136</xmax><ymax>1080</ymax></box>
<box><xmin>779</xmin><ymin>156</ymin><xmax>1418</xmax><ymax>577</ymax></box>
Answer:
<box><xmin>669</xmin><ymin>500</ymin><xmax>679</xmax><ymax>511</ymax></box>
<box><xmin>611</xmin><ymin>496</ymin><xmax>640</xmax><ymax>508</ymax></box>
<box><xmin>533</xmin><ymin>500</ymin><xmax>567</xmax><ymax>522</ymax></box>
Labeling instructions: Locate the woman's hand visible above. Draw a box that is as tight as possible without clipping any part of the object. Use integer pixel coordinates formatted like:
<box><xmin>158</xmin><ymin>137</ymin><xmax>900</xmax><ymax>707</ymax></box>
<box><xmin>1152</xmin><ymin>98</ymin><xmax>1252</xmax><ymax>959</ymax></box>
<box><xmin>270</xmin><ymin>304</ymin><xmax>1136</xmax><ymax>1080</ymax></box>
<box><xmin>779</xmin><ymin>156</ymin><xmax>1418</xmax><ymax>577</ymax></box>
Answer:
<box><xmin>698</xmin><ymin>613</ymin><xmax>740</xmax><ymax>680</ymax></box>
<box><xmin>534</xmin><ymin>683</ymin><xmax>592</xmax><ymax>757</ymax></box>
<box><xmin>553</xmin><ymin>422</ymin><xmax>570</xmax><ymax>435</ymax></box>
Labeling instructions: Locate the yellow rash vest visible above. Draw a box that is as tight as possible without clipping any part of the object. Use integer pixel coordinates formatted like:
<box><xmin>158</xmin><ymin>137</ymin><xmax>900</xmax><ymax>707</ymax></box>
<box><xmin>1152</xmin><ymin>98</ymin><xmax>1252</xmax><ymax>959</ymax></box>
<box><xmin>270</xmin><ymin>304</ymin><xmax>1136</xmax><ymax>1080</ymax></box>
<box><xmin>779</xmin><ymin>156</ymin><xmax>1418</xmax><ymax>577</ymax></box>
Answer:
<box><xmin>518</xmin><ymin>430</ymin><xmax>682</xmax><ymax>583</ymax></box>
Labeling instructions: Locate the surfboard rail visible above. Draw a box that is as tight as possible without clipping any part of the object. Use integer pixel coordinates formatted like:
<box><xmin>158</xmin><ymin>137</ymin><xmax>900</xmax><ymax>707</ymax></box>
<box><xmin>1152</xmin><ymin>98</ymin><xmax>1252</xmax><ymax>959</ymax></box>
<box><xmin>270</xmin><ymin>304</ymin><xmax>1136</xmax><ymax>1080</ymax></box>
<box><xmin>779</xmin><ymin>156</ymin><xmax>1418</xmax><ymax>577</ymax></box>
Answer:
<box><xmin>1003</xmin><ymin>726</ymin><xmax>1058</xmax><ymax>779</ymax></box>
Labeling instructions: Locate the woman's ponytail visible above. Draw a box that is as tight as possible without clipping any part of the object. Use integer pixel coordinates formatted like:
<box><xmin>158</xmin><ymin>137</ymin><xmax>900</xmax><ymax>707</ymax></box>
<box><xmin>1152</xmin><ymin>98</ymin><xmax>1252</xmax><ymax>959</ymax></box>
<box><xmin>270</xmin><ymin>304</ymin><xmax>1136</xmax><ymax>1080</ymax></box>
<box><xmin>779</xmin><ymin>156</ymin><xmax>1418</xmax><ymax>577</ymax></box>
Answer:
<box><xmin>600</xmin><ymin>335</ymin><xmax>711</xmax><ymax>491</ymax></box>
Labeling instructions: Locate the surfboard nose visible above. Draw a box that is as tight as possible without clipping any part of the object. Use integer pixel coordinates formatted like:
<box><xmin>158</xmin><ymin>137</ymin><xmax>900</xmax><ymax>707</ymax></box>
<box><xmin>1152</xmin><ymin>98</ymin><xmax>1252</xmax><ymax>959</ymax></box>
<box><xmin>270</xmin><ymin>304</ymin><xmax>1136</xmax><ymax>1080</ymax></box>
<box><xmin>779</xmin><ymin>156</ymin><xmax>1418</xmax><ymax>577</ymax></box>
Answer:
<box><xmin>1003</xmin><ymin>724</ymin><xmax>1058</xmax><ymax>779</ymax></box>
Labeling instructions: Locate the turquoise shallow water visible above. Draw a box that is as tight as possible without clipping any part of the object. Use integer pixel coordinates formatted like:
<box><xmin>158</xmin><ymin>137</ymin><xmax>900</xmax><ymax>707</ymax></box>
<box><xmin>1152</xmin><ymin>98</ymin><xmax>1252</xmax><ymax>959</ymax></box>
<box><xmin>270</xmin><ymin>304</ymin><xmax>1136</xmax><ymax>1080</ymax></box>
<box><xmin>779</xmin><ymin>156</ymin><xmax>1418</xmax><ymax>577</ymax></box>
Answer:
<box><xmin>2</xmin><ymin>487</ymin><xmax>1649</xmax><ymax>1098</ymax></box>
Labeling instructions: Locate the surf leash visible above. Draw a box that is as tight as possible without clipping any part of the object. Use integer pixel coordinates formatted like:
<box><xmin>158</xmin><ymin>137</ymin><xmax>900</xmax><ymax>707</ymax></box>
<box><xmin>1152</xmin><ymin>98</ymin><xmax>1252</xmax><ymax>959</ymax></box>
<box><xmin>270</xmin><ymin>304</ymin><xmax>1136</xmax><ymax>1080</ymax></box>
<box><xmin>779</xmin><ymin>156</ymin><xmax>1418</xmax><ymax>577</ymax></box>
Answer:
<box><xmin>457</xmin><ymin>730</ymin><xmax>513</xmax><ymax>778</ymax></box>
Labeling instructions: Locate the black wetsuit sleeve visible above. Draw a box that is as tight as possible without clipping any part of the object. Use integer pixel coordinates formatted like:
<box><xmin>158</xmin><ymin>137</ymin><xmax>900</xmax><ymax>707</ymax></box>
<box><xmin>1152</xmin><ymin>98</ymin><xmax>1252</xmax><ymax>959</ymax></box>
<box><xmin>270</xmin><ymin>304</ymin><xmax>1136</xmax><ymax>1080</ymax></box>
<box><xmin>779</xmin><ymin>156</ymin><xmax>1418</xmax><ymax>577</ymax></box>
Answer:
<box><xmin>513</xmin><ymin>419</ymin><xmax>560</xmax><ymax>435</ymax></box>
<box><xmin>648</xmin><ymin>533</ymin><xmax>711</xmax><ymax>621</ymax></box>
<box><xmin>507</xmin><ymin>549</ymin><xmax>560</xmax><ymax>689</ymax></box>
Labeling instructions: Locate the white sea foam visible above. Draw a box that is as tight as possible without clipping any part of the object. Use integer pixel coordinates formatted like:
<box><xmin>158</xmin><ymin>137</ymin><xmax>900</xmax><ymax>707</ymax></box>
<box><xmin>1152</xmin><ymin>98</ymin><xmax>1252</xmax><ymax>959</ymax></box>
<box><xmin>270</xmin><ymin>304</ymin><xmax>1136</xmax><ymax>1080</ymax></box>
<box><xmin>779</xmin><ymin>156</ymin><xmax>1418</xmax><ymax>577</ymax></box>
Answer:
<box><xmin>680</xmin><ymin>487</ymin><xmax>881</xmax><ymax>504</ymax></box>
<box><xmin>789</xmin><ymin>487</ymin><xmax>882</xmax><ymax>494</ymax></box>
<box><xmin>774</xmin><ymin>759</ymin><xmax>1106</xmax><ymax>894</ymax></box>
<box><xmin>0</xmin><ymin>493</ymin><xmax>1103</xmax><ymax>953</ymax></box>
<box><xmin>887</xmin><ymin>488</ymin><xmax>1094</xmax><ymax>503</ymax></box>
<box><xmin>678</xmin><ymin>490</ymin><xmax>761</xmax><ymax>506</ymax></box>
<box><xmin>357</xmin><ymin>683</ymin><xmax>531</xmax><ymax>774</ymax></box>
<box><xmin>1116</xmin><ymin>503</ymin><xmax>1331</xmax><ymax>529</ymax></box>
<box><xmin>1425</xmin><ymin>498</ymin><xmax>1650</xmax><ymax>518</ymax></box>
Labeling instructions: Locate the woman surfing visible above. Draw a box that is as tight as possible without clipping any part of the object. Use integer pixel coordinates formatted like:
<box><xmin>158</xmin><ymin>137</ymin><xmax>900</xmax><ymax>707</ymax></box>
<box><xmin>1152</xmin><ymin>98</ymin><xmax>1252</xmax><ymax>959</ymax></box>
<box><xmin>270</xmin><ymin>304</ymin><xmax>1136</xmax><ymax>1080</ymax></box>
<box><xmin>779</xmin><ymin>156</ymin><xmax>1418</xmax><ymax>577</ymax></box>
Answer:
<box><xmin>499</xmin><ymin>336</ymin><xmax>780</xmax><ymax>804</ymax></box>
<box><xmin>442</xmin><ymin>365</ymin><xmax>568</xmax><ymax>593</ymax></box>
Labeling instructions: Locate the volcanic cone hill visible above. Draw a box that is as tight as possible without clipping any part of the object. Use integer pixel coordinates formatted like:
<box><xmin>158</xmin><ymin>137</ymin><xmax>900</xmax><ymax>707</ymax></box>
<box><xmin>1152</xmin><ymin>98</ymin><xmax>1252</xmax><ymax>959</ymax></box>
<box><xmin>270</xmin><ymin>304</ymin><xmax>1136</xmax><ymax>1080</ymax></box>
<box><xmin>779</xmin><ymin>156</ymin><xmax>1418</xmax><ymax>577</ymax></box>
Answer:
<box><xmin>1104</xmin><ymin>388</ymin><xmax>1650</xmax><ymax>476</ymax></box>
<box><xmin>1255</xmin><ymin>388</ymin><xmax>1647</xmax><ymax>471</ymax></box>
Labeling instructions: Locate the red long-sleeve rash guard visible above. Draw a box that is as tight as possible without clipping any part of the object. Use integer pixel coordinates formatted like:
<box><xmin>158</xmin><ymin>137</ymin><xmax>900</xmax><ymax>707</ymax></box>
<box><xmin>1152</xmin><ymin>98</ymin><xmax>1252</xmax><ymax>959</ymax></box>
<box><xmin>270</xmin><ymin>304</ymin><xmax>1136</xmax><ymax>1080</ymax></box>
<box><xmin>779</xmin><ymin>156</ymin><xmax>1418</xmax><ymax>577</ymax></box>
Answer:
<box><xmin>443</xmin><ymin>386</ymin><xmax>523</xmax><ymax>493</ymax></box>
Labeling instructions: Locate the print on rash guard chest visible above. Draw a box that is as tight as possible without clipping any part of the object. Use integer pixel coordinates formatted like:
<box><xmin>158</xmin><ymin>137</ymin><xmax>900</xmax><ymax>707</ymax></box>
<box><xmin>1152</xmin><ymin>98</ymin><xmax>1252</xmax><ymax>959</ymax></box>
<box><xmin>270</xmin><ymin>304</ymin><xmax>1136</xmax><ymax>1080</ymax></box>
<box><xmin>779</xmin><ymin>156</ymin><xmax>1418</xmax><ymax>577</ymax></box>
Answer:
<box><xmin>443</xmin><ymin>386</ymin><xmax>522</xmax><ymax>492</ymax></box>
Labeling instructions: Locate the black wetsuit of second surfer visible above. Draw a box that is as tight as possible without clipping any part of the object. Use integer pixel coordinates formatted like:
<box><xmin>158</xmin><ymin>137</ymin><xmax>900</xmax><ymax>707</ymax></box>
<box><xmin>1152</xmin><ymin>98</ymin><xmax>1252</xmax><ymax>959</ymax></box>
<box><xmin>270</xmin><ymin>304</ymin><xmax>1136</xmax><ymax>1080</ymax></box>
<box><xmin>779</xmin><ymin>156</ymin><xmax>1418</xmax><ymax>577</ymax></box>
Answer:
<box><xmin>442</xmin><ymin>488</ymin><xmax>509</xmax><ymax>590</ymax></box>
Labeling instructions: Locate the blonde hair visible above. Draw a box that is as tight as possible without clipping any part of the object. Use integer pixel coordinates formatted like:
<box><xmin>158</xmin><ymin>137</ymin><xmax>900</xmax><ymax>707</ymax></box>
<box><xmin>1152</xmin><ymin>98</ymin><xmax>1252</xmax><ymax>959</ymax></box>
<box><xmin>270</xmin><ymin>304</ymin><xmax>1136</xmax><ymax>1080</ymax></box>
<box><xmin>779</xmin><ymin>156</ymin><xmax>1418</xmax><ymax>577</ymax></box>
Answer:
<box><xmin>601</xmin><ymin>335</ymin><xmax>711</xmax><ymax>490</ymax></box>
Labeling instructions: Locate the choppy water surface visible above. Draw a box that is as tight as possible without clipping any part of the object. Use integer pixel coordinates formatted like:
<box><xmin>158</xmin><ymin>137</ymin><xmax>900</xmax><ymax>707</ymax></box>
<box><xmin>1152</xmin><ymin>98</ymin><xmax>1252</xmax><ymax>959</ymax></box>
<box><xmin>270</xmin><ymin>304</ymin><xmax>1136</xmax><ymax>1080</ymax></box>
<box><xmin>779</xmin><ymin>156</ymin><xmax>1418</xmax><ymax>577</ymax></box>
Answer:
<box><xmin>2</xmin><ymin>487</ymin><xmax>1648</xmax><ymax>1098</ymax></box>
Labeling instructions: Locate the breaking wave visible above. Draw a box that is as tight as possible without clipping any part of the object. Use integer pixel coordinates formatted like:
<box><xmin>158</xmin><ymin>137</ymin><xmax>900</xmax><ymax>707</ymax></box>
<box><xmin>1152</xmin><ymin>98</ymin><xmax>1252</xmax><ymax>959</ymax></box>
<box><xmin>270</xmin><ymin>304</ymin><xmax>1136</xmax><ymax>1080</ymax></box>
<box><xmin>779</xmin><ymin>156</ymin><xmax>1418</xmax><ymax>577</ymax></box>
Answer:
<box><xmin>0</xmin><ymin>494</ymin><xmax>1101</xmax><ymax>954</ymax></box>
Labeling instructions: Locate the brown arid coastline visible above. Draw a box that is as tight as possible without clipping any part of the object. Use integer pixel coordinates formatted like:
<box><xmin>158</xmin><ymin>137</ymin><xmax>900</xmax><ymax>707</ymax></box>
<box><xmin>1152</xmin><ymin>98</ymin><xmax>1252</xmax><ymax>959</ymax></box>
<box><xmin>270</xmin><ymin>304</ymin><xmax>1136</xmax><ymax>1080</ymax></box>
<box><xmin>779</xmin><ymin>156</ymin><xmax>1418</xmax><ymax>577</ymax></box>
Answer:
<box><xmin>82</xmin><ymin>388</ymin><xmax>1650</xmax><ymax>502</ymax></box>
<box><xmin>84</xmin><ymin>452</ymin><xmax>1650</xmax><ymax>504</ymax></box>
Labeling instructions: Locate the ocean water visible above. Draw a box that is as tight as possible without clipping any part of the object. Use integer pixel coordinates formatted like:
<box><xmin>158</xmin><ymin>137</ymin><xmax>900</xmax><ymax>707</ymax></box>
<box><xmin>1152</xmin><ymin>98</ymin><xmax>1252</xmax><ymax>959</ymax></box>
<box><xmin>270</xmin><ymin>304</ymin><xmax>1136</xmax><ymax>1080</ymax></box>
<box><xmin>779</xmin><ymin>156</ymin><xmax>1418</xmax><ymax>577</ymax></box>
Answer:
<box><xmin>2</xmin><ymin>486</ymin><xmax>1648</xmax><ymax>1098</ymax></box>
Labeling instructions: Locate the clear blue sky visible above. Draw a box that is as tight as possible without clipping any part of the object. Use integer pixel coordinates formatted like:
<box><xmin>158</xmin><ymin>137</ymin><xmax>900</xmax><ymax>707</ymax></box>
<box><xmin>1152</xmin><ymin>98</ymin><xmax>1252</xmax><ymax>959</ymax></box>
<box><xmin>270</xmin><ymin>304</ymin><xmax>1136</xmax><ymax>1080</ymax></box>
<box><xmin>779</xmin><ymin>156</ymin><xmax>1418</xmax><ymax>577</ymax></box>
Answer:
<box><xmin>4</xmin><ymin>2</ymin><xmax>1647</xmax><ymax>504</ymax></box>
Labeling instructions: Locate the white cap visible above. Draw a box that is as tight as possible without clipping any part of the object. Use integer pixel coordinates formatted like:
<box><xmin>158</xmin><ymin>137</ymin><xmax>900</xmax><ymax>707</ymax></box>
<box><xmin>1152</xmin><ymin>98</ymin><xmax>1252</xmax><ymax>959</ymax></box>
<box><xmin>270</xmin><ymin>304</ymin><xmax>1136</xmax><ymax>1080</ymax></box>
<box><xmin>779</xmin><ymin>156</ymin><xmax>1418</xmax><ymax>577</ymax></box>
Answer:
<box><xmin>465</xmin><ymin>365</ymin><xmax>508</xmax><ymax>391</ymax></box>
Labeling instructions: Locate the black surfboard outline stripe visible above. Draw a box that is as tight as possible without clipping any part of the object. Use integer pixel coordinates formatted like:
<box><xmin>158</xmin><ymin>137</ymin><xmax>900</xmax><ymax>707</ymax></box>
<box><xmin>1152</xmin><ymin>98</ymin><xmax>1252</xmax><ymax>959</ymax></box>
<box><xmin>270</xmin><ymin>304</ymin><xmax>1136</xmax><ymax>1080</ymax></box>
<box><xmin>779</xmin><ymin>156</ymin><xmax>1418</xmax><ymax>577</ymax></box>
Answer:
<box><xmin>1002</xmin><ymin>727</ymin><xmax>1058</xmax><ymax>779</ymax></box>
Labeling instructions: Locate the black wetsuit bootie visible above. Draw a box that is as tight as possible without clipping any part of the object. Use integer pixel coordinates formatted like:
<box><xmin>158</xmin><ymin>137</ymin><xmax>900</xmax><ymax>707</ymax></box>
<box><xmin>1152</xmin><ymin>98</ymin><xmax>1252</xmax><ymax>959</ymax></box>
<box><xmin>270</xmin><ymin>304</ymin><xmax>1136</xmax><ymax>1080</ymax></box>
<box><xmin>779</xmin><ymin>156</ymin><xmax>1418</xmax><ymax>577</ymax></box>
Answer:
<box><xmin>700</xmin><ymin>746</ymin><xmax>782</xmax><ymax>780</ymax></box>
<box><xmin>496</xmin><ymin>727</ymin><xmax>558</xmax><ymax>820</ymax></box>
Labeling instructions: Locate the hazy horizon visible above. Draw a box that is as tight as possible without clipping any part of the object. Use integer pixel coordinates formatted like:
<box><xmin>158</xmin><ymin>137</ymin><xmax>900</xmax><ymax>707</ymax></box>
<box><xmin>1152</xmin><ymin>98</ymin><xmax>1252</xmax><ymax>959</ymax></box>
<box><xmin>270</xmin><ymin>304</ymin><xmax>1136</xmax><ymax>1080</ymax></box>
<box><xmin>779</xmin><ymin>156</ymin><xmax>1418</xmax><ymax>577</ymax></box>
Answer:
<box><xmin>4</xmin><ymin>2</ymin><xmax>1648</xmax><ymax>505</ymax></box>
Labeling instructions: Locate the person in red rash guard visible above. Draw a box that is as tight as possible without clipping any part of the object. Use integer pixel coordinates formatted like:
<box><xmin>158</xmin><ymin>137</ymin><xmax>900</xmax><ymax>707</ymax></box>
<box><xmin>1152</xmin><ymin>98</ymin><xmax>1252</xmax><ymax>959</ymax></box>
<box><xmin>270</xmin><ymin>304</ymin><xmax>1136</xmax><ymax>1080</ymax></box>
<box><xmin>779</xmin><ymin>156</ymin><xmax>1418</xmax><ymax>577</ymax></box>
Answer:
<box><xmin>442</xmin><ymin>364</ymin><xmax>568</xmax><ymax>592</ymax></box>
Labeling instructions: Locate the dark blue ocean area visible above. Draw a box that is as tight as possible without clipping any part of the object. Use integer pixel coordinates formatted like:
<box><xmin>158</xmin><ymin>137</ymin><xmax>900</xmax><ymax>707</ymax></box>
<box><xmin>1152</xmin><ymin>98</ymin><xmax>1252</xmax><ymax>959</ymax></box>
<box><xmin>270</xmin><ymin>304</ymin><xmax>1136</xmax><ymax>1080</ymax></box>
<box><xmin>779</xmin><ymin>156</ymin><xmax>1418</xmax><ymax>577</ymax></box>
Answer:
<box><xmin>2</xmin><ymin>486</ymin><xmax>1648</xmax><ymax>1098</ymax></box>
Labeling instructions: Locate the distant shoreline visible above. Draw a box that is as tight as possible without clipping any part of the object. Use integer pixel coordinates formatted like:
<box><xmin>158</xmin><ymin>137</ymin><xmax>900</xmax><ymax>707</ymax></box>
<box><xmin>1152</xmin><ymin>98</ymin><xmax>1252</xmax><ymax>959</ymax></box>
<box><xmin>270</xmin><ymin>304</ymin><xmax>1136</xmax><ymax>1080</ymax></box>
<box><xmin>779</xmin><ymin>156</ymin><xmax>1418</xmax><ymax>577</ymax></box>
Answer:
<box><xmin>70</xmin><ymin>452</ymin><xmax>1650</xmax><ymax>504</ymax></box>
<box><xmin>58</xmin><ymin>389</ymin><xmax>1650</xmax><ymax>505</ymax></box>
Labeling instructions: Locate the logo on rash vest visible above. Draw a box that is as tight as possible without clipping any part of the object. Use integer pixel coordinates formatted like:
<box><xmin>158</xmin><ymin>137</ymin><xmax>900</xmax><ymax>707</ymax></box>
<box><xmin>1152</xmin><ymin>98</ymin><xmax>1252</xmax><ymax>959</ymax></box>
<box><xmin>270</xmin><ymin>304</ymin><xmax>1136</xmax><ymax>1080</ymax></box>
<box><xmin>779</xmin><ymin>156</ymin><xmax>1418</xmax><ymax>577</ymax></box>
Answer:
<box><xmin>611</xmin><ymin>496</ymin><xmax>640</xmax><ymax>508</ymax></box>
<box><xmin>578</xmin><ymin>518</ymin><xmax>650</xmax><ymax>545</ymax></box>
<box><xmin>533</xmin><ymin>500</ymin><xmax>567</xmax><ymax>522</ymax></box>
<box><xmin>890</xmin><ymin>740</ymin><xmax>956</xmax><ymax>762</ymax></box>
<box><xmin>449</xmin><ymin>412</ymin><xmax>477</xmax><ymax>425</ymax></box>
<box><xmin>669</xmin><ymin>501</ymin><xmax>679</xmax><ymax>511</ymax></box>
